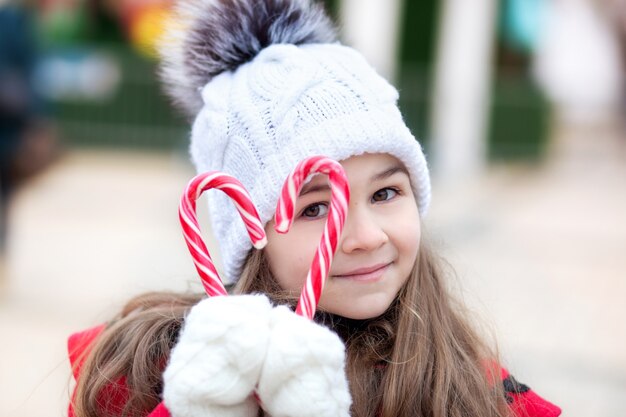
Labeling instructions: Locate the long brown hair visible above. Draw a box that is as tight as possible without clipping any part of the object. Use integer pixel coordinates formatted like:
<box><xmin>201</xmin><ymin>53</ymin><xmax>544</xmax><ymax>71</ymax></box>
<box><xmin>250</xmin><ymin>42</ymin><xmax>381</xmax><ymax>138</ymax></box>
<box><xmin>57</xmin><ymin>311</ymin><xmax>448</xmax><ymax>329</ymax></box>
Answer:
<box><xmin>72</xmin><ymin>240</ymin><xmax>509</xmax><ymax>417</ymax></box>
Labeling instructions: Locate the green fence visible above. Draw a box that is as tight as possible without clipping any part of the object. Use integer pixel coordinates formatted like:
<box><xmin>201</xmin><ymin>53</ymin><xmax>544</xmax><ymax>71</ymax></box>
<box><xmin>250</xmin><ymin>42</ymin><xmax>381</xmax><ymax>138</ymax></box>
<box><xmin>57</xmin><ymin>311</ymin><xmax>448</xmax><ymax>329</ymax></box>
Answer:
<box><xmin>44</xmin><ymin>44</ymin><xmax>188</xmax><ymax>150</ymax></box>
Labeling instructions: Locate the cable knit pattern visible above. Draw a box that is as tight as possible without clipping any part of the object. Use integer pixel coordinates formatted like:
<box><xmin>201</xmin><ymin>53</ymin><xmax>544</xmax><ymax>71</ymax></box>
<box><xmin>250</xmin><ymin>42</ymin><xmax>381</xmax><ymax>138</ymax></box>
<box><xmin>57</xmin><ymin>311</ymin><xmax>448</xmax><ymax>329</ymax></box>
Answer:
<box><xmin>191</xmin><ymin>43</ymin><xmax>431</xmax><ymax>284</ymax></box>
<box><xmin>163</xmin><ymin>295</ymin><xmax>351</xmax><ymax>417</ymax></box>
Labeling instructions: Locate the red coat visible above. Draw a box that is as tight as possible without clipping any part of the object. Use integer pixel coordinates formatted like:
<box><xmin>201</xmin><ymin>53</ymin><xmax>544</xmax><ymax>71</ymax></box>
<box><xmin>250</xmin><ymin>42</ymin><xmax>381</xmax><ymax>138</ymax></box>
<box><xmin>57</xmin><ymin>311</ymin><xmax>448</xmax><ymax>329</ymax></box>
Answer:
<box><xmin>67</xmin><ymin>326</ymin><xmax>561</xmax><ymax>417</ymax></box>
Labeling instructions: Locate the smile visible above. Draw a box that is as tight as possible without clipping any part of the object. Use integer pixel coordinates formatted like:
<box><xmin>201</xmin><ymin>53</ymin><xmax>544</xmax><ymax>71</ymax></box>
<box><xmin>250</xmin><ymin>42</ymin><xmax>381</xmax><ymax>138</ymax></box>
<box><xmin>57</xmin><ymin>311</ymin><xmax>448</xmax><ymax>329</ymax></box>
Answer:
<box><xmin>333</xmin><ymin>263</ymin><xmax>391</xmax><ymax>282</ymax></box>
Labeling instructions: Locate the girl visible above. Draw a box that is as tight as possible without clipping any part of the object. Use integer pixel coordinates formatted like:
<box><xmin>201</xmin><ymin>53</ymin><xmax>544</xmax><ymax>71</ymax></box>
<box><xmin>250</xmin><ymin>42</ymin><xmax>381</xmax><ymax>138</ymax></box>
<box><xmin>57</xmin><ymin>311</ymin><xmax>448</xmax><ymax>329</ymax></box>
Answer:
<box><xmin>68</xmin><ymin>1</ymin><xmax>562</xmax><ymax>416</ymax></box>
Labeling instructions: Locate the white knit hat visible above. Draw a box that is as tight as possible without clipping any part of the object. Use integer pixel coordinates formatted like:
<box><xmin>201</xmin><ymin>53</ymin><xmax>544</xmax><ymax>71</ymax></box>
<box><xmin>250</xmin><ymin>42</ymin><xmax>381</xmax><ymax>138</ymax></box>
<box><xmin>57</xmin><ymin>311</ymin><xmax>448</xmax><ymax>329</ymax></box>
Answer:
<box><xmin>160</xmin><ymin>0</ymin><xmax>431</xmax><ymax>283</ymax></box>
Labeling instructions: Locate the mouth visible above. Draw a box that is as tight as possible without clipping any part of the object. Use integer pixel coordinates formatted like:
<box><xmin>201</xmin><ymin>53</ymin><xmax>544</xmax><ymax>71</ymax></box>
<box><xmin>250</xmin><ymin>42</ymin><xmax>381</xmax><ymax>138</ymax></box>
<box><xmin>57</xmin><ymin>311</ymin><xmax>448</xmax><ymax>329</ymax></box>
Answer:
<box><xmin>332</xmin><ymin>263</ymin><xmax>391</xmax><ymax>282</ymax></box>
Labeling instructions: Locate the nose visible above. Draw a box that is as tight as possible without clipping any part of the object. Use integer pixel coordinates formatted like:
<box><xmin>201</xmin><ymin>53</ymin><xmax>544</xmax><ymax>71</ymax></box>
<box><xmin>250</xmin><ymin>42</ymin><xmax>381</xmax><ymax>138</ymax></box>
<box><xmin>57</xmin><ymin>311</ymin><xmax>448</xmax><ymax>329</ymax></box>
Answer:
<box><xmin>339</xmin><ymin>203</ymin><xmax>388</xmax><ymax>254</ymax></box>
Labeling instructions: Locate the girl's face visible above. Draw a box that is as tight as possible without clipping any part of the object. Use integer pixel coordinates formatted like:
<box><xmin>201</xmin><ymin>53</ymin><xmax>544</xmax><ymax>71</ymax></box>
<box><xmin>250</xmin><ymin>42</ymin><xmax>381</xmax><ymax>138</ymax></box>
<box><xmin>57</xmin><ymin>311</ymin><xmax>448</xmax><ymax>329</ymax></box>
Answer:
<box><xmin>264</xmin><ymin>153</ymin><xmax>421</xmax><ymax>319</ymax></box>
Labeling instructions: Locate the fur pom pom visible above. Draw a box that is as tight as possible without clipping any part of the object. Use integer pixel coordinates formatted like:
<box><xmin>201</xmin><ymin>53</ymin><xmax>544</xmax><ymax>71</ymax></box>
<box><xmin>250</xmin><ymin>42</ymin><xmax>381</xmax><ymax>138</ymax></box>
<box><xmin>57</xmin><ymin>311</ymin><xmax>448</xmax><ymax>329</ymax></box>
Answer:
<box><xmin>159</xmin><ymin>0</ymin><xmax>337</xmax><ymax>117</ymax></box>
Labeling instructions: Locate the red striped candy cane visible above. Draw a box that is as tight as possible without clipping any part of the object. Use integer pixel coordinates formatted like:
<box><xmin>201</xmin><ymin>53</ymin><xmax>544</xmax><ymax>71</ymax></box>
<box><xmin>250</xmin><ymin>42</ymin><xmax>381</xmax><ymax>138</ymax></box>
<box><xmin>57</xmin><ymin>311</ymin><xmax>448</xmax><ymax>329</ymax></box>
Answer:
<box><xmin>179</xmin><ymin>172</ymin><xmax>267</xmax><ymax>297</ymax></box>
<box><xmin>275</xmin><ymin>156</ymin><xmax>350</xmax><ymax>319</ymax></box>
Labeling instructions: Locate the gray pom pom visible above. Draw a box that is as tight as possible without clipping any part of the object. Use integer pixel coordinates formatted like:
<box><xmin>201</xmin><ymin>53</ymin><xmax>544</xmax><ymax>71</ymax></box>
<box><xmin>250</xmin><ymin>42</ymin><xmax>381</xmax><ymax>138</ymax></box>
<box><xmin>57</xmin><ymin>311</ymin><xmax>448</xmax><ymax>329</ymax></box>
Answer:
<box><xmin>158</xmin><ymin>0</ymin><xmax>337</xmax><ymax>117</ymax></box>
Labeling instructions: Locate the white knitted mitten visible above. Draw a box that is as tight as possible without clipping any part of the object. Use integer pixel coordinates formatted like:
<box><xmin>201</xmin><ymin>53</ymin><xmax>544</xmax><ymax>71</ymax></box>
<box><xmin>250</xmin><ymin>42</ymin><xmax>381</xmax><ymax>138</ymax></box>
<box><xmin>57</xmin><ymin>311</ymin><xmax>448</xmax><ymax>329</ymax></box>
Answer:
<box><xmin>163</xmin><ymin>295</ymin><xmax>352</xmax><ymax>417</ymax></box>
<box><xmin>257</xmin><ymin>305</ymin><xmax>352</xmax><ymax>417</ymax></box>
<box><xmin>162</xmin><ymin>294</ymin><xmax>273</xmax><ymax>417</ymax></box>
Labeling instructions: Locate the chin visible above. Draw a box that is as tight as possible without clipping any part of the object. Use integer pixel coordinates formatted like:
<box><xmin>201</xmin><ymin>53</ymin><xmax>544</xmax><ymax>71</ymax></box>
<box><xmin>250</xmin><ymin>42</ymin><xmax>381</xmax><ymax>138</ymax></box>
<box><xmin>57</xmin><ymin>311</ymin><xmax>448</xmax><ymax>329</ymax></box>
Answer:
<box><xmin>330</xmin><ymin>299</ymin><xmax>393</xmax><ymax>320</ymax></box>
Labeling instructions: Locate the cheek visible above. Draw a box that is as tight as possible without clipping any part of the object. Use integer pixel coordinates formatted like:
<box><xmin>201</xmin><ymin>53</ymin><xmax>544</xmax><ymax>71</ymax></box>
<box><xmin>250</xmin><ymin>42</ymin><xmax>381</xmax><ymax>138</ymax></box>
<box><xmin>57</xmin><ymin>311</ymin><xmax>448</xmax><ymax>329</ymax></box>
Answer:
<box><xmin>395</xmin><ymin>215</ymin><xmax>421</xmax><ymax>261</ymax></box>
<box><xmin>265</xmin><ymin>233</ymin><xmax>319</xmax><ymax>292</ymax></box>
<box><xmin>407</xmin><ymin>224</ymin><xmax>421</xmax><ymax>254</ymax></box>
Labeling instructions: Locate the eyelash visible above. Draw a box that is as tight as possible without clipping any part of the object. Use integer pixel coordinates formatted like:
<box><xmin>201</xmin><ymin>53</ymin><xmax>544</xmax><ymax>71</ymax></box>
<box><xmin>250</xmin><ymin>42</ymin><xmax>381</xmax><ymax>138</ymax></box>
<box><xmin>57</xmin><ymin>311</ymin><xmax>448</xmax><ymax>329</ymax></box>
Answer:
<box><xmin>300</xmin><ymin>202</ymin><xmax>329</xmax><ymax>219</ymax></box>
<box><xmin>299</xmin><ymin>187</ymin><xmax>401</xmax><ymax>219</ymax></box>
<box><xmin>371</xmin><ymin>187</ymin><xmax>400</xmax><ymax>203</ymax></box>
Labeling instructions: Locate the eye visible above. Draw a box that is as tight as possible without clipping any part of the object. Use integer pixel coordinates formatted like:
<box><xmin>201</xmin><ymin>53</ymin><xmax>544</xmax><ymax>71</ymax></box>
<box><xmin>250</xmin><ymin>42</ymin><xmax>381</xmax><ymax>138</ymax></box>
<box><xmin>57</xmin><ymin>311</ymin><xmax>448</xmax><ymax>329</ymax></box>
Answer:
<box><xmin>371</xmin><ymin>187</ymin><xmax>398</xmax><ymax>203</ymax></box>
<box><xmin>301</xmin><ymin>202</ymin><xmax>329</xmax><ymax>219</ymax></box>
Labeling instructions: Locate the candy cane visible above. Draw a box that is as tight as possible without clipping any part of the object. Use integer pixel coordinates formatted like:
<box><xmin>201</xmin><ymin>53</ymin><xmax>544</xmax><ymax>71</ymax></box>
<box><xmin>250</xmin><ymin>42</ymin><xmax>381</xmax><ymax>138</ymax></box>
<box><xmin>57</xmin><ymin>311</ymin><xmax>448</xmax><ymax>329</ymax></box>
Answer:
<box><xmin>179</xmin><ymin>172</ymin><xmax>267</xmax><ymax>297</ymax></box>
<box><xmin>275</xmin><ymin>156</ymin><xmax>350</xmax><ymax>319</ymax></box>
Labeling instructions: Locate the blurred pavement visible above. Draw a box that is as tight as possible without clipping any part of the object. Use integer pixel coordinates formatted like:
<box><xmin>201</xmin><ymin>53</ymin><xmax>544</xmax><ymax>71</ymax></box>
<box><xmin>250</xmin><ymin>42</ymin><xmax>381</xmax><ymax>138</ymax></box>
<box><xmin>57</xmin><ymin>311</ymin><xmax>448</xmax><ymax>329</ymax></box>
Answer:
<box><xmin>1</xmin><ymin>124</ymin><xmax>625</xmax><ymax>416</ymax></box>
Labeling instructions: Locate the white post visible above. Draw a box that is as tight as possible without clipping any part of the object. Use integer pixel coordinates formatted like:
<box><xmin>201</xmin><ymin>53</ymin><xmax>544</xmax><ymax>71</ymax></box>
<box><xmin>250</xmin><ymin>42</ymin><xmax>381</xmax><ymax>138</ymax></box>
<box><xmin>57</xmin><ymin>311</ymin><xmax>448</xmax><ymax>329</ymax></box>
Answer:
<box><xmin>431</xmin><ymin>0</ymin><xmax>499</xmax><ymax>180</ymax></box>
<box><xmin>339</xmin><ymin>0</ymin><xmax>403</xmax><ymax>81</ymax></box>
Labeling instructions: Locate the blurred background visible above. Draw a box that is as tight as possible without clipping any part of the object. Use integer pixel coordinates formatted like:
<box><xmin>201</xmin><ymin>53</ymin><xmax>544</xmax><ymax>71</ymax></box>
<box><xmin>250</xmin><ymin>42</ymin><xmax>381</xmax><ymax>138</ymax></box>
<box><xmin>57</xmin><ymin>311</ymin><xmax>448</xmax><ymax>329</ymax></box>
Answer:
<box><xmin>0</xmin><ymin>0</ymin><xmax>625</xmax><ymax>415</ymax></box>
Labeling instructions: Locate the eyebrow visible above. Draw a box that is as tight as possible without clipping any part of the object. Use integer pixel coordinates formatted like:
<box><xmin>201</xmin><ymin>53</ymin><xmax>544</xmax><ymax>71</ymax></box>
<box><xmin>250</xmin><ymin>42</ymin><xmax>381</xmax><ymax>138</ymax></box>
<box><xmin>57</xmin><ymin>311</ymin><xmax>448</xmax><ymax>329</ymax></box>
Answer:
<box><xmin>371</xmin><ymin>164</ymin><xmax>409</xmax><ymax>182</ymax></box>
<box><xmin>299</xmin><ymin>181</ymin><xmax>330</xmax><ymax>196</ymax></box>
